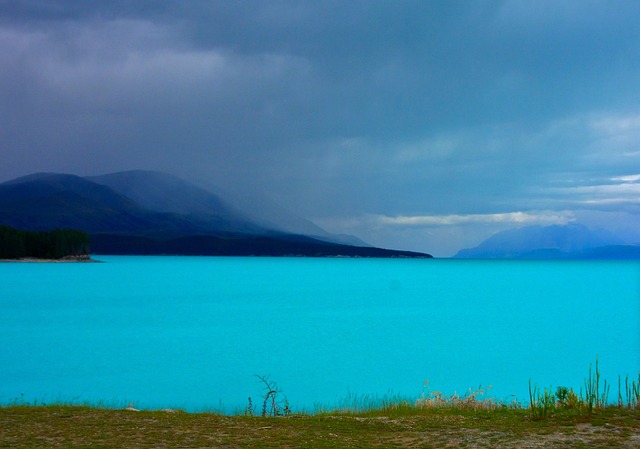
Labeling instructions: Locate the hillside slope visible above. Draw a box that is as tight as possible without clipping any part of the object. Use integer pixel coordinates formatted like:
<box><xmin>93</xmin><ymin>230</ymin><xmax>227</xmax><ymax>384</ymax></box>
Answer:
<box><xmin>0</xmin><ymin>172</ymin><xmax>431</xmax><ymax>258</ymax></box>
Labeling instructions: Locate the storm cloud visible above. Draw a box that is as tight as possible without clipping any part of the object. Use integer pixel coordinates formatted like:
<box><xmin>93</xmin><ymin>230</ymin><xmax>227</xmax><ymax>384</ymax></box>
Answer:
<box><xmin>1</xmin><ymin>0</ymin><xmax>640</xmax><ymax>255</ymax></box>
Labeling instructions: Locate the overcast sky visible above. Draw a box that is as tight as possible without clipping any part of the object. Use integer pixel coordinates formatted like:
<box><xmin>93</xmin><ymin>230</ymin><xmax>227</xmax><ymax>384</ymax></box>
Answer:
<box><xmin>1</xmin><ymin>0</ymin><xmax>640</xmax><ymax>256</ymax></box>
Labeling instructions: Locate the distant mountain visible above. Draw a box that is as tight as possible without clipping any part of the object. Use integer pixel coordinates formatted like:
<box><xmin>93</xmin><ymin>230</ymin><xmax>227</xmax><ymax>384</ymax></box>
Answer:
<box><xmin>571</xmin><ymin>244</ymin><xmax>640</xmax><ymax>260</ymax></box>
<box><xmin>454</xmin><ymin>223</ymin><xmax>627</xmax><ymax>259</ymax></box>
<box><xmin>0</xmin><ymin>171</ymin><xmax>431</xmax><ymax>258</ymax></box>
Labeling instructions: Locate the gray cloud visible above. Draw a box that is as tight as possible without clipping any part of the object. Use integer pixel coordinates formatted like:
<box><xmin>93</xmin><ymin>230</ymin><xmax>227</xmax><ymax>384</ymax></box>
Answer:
<box><xmin>1</xmin><ymin>0</ymin><xmax>640</xmax><ymax>255</ymax></box>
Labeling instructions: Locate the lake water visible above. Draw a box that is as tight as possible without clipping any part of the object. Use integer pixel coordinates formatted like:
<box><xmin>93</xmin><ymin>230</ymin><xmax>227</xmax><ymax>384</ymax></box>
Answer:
<box><xmin>1</xmin><ymin>256</ymin><xmax>638</xmax><ymax>413</ymax></box>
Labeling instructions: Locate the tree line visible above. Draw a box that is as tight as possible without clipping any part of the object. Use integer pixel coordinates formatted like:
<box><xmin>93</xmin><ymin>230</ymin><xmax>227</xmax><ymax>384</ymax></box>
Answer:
<box><xmin>0</xmin><ymin>225</ymin><xmax>90</xmax><ymax>259</ymax></box>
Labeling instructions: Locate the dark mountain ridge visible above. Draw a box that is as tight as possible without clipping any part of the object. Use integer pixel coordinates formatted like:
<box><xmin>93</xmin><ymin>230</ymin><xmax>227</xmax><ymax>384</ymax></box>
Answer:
<box><xmin>0</xmin><ymin>172</ymin><xmax>431</xmax><ymax>258</ymax></box>
<box><xmin>0</xmin><ymin>173</ymin><xmax>156</xmax><ymax>232</ymax></box>
<box><xmin>89</xmin><ymin>232</ymin><xmax>427</xmax><ymax>258</ymax></box>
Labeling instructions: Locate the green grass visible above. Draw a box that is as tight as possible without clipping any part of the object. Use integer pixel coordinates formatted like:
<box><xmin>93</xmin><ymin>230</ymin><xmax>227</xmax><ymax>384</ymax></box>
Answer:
<box><xmin>1</xmin><ymin>404</ymin><xmax>638</xmax><ymax>448</ymax></box>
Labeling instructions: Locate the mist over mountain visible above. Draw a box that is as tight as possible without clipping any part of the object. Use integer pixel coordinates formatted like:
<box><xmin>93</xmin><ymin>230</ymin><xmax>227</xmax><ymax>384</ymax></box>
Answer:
<box><xmin>89</xmin><ymin>171</ymin><xmax>238</xmax><ymax>216</ymax></box>
<box><xmin>222</xmin><ymin>190</ymin><xmax>371</xmax><ymax>247</ymax></box>
<box><xmin>89</xmin><ymin>171</ymin><xmax>368</xmax><ymax>247</ymax></box>
<box><xmin>454</xmin><ymin>223</ymin><xmax>633</xmax><ymax>259</ymax></box>
<box><xmin>87</xmin><ymin>171</ymin><xmax>266</xmax><ymax>234</ymax></box>
<box><xmin>0</xmin><ymin>171</ymin><xmax>429</xmax><ymax>258</ymax></box>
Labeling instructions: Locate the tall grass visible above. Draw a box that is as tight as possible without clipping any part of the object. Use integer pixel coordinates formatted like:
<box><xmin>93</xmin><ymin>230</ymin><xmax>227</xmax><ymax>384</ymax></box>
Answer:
<box><xmin>320</xmin><ymin>358</ymin><xmax>639</xmax><ymax>420</ymax></box>
<box><xmin>528</xmin><ymin>382</ymin><xmax>556</xmax><ymax>420</ymax></box>
<box><xmin>527</xmin><ymin>357</ymin><xmax>639</xmax><ymax>420</ymax></box>
<box><xmin>624</xmin><ymin>373</ymin><xmax>640</xmax><ymax>409</ymax></box>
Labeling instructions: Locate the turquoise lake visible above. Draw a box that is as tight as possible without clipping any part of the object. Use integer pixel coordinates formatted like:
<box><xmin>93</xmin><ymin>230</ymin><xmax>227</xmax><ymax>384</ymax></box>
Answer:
<box><xmin>1</xmin><ymin>256</ymin><xmax>638</xmax><ymax>413</ymax></box>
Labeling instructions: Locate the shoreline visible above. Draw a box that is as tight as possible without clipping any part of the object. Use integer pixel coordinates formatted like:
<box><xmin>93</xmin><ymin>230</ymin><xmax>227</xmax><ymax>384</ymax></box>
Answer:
<box><xmin>1</xmin><ymin>404</ymin><xmax>638</xmax><ymax>449</ymax></box>
<box><xmin>0</xmin><ymin>255</ymin><xmax>100</xmax><ymax>263</ymax></box>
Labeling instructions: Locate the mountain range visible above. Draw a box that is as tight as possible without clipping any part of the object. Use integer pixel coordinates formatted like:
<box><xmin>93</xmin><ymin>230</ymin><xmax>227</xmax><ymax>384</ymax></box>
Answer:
<box><xmin>454</xmin><ymin>223</ymin><xmax>640</xmax><ymax>259</ymax></box>
<box><xmin>0</xmin><ymin>171</ymin><xmax>431</xmax><ymax>258</ymax></box>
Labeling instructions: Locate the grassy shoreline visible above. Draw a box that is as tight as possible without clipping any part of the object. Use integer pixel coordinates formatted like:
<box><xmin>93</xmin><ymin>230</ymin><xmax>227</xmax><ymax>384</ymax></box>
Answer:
<box><xmin>2</xmin><ymin>403</ymin><xmax>639</xmax><ymax>448</ymax></box>
<box><xmin>3</xmin><ymin>360</ymin><xmax>638</xmax><ymax>447</ymax></box>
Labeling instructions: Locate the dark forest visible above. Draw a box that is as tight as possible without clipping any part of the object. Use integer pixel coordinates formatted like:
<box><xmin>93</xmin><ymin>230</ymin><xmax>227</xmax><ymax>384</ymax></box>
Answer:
<box><xmin>0</xmin><ymin>225</ymin><xmax>89</xmax><ymax>259</ymax></box>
